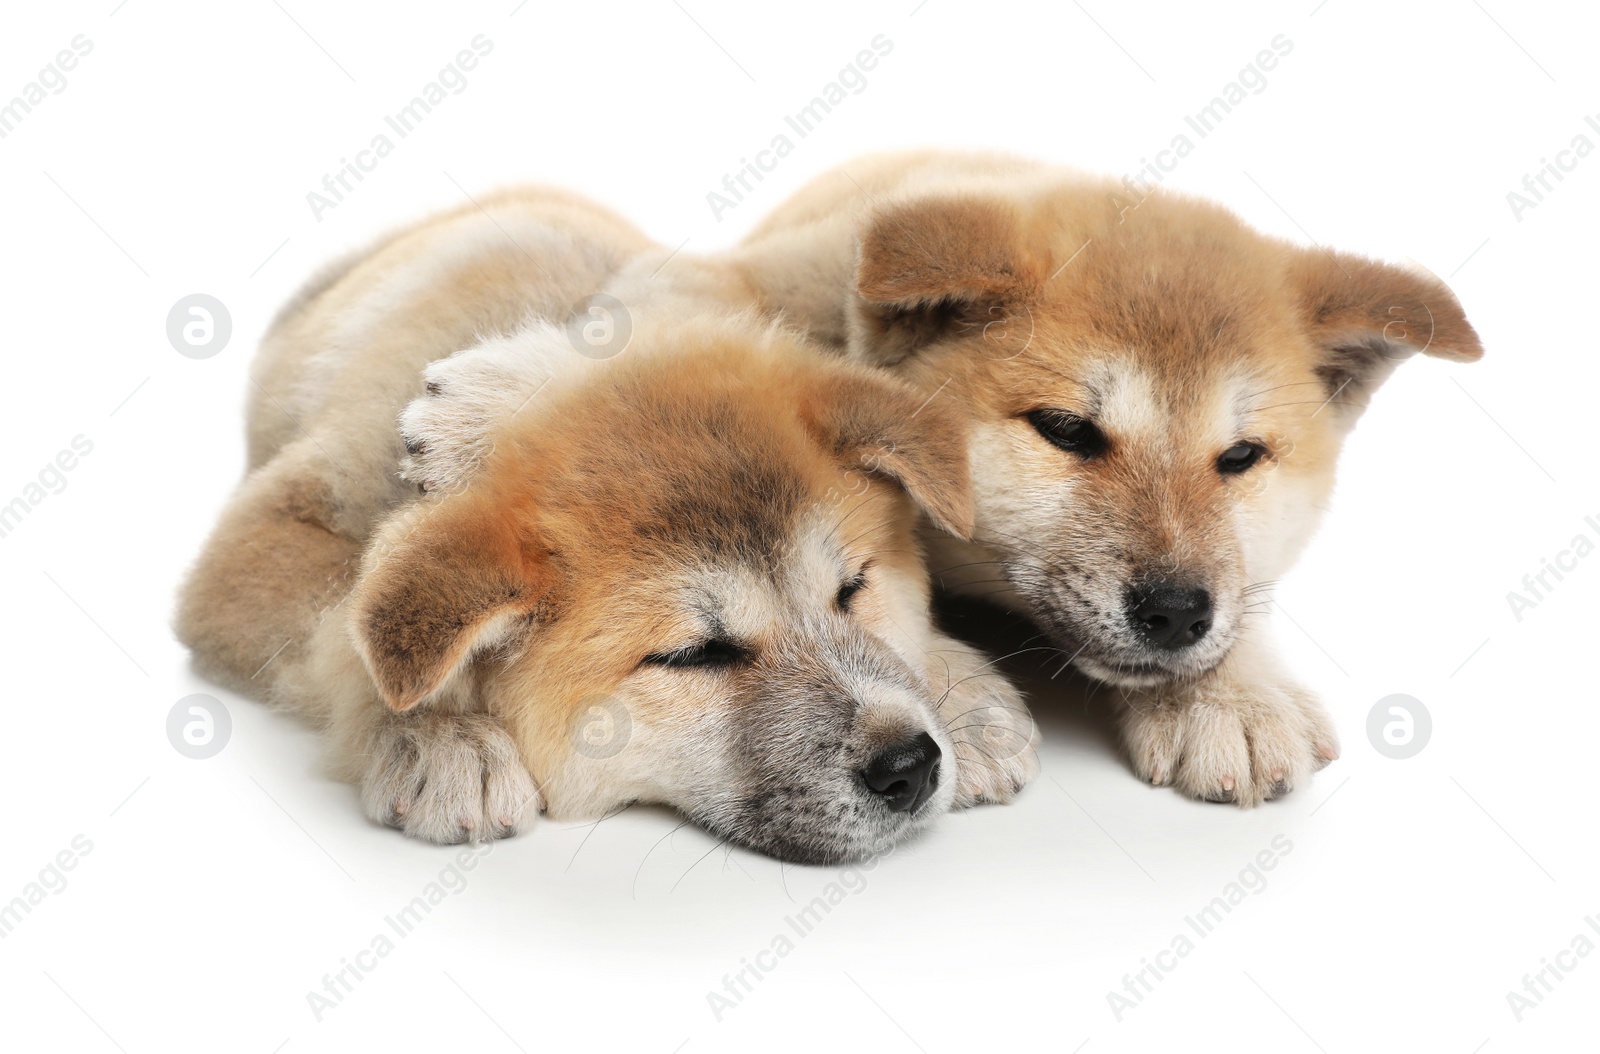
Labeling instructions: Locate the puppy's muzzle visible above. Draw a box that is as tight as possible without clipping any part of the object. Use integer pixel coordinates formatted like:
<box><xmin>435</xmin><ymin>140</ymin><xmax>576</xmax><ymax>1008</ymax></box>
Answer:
<box><xmin>862</xmin><ymin>731</ymin><xmax>941</xmax><ymax>813</ymax></box>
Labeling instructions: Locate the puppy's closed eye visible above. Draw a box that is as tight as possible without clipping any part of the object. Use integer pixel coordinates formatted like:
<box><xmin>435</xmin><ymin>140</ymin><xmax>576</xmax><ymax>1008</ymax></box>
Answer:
<box><xmin>1026</xmin><ymin>409</ymin><xmax>1109</xmax><ymax>459</ymax></box>
<box><xmin>836</xmin><ymin>566</ymin><xmax>870</xmax><ymax>611</ymax></box>
<box><xmin>641</xmin><ymin>639</ymin><xmax>747</xmax><ymax>671</ymax></box>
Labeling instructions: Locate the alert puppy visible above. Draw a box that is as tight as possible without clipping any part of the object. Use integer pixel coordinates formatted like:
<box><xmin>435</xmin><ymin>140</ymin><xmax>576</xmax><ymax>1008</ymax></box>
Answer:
<box><xmin>175</xmin><ymin>188</ymin><xmax>1036</xmax><ymax>863</ymax></box>
<box><xmin>731</xmin><ymin>150</ymin><xmax>1483</xmax><ymax>806</ymax></box>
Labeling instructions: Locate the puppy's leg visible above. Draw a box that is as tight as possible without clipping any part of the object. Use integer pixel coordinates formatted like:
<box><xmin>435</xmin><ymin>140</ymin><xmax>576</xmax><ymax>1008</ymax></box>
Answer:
<box><xmin>926</xmin><ymin>636</ymin><xmax>1040</xmax><ymax>807</ymax></box>
<box><xmin>1118</xmin><ymin>636</ymin><xmax>1339</xmax><ymax>807</ymax></box>
<box><xmin>308</xmin><ymin>594</ymin><xmax>542</xmax><ymax>844</ymax></box>
<box><xmin>179</xmin><ymin>443</ymin><xmax>542</xmax><ymax>843</ymax></box>
<box><xmin>174</xmin><ymin>442</ymin><xmax>362</xmax><ymax>706</ymax></box>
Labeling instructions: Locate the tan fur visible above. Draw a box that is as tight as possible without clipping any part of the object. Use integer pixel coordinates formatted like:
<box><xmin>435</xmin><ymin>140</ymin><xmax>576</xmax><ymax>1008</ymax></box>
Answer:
<box><xmin>176</xmin><ymin>187</ymin><xmax>1037</xmax><ymax>861</ymax></box>
<box><xmin>730</xmin><ymin>150</ymin><xmax>1482</xmax><ymax>807</ymax></box>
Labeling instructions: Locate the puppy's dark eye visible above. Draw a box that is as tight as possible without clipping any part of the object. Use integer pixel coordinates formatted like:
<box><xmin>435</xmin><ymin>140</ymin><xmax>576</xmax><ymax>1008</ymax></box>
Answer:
<box><xmin>642</xmin><ymin>639</ymin><xmax>746</xmax><ymax>670</ymax></box>
<box><xmin>836</xmin><ymin>569</ymin><xmax>869</xmax><ymax>611</ymax></box>
<box><xmin>1027</xmin><ymin>409</ymin><xmax>1108</xmax><ymax>458</ymax></box>
<box><xmin>1217</xmin><ymin>441</ymin><xmax>1267</xmax><ymax>474</ymax></box>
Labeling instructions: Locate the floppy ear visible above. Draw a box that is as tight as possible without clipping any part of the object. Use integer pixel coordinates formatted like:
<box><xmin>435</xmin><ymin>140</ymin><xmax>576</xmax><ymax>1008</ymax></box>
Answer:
<box><xmin>1289</xmin><ymin>250</ymin><xmax>1483</xmax><ymax>409</ymax></box>
<box><xmin>850</xmin><ymin>196</ymin><xmax>1043</xmax><ymax>364</ymax></box>
<box><xmin>350</xmin><ymin>494</ymin><xmax>544</xmax><ymax>712</ymax></box>
<box><xmin>800</xmin><ymin>365</ymin><xmax>975</xmax><ymax>539</ymax></box>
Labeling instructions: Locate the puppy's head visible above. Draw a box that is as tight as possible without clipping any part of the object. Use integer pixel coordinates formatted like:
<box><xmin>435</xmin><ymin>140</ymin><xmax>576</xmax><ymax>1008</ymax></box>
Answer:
<box><xmin>845</xmin><ymin>185</ymin><xmax>1483</xmax><ymax>687</ymax></box>
<box><xmin>351</xmin><ymin>320</ymin><xmax>977</xmax><ymax>863</ymax></box>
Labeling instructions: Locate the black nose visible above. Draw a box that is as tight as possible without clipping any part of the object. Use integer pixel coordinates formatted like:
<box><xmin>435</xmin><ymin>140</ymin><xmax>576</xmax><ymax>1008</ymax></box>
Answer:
<box><xmin>1127</xmin><ymin>582</ymin><xmax>1213</xmax><ymax>650</ymax></box>
<box><xmin>862</xmin><ymin>732</ymin><xmax>941</xmax><ymax>813</ymax></box>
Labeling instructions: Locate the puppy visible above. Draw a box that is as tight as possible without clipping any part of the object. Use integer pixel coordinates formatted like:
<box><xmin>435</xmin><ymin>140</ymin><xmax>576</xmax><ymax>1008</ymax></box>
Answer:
<box><xmin>730</xmin><ymin>150</ymin><xmax>1483</xmax><ymax>806</ymax></box>
<box><xmin>175</xmin><ymin>187</ymin><xmax>1037</xmax><ymax>863</ymax></box>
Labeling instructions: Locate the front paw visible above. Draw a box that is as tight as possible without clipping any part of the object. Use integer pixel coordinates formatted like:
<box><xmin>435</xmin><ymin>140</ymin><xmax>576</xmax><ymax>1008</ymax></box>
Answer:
<box><xmin>398</xmin><ymin>341</ymin><xmax>552</xmax><ymax>495</ymax></box>
<box><xmin>931</xmin><ymin>643</ymin><xmax>1040</xmax><ymax>808</ymax></box>
<box><xmin>1120</xmin><ymin>674</ymin><xmax>1338</xmax><ymax>808</ymax></box>
<box><xmin>361</xmin><ymin>712</ymin><xmax>542</xmax><ymax>843</ymax></box>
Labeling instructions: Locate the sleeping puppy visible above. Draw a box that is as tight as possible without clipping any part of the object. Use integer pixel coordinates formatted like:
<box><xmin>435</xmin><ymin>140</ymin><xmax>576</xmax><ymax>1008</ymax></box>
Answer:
<box><xmin>730</xmin><ymin>150</ymin><xmax>1483</xmax><ymax>807</ymax></box>
<box><xmin>175</xmin><ymin>188</ymin><xmax>1037</xmax><ymax>863</ymax></box>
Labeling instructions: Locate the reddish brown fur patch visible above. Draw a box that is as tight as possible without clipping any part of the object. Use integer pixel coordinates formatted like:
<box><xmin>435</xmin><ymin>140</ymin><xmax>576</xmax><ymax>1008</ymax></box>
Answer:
<box><xmin>857</xmin><ymin>197</ymin><xmax>1044</xmax><ymax>307</ymax></box>
<box><xmin>796</xmin><ymin>367</ymin><xmax>974</xmax><ymax>539</ymax></box>
<box><xmin>1287</xmin><ymin>249</ymin><xmax>1484</xmax><ymax>376</ymax></box>
<box><xmin>854</xmin><ymin>198</ymin><xmax>1048</xmax><ymax>365</ymax></box>
<box><xmin>353</xmin><ymin>487</ymin><xmax>546</xmax><ymax>712</ymax></box>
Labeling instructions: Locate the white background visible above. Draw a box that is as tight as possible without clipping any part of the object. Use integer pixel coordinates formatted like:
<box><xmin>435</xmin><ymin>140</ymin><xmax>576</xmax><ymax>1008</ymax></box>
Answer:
<box><xmin>1</xmin><ymin>1</ymin><xmax>1595</xmax><ymax>1051</ymax></box>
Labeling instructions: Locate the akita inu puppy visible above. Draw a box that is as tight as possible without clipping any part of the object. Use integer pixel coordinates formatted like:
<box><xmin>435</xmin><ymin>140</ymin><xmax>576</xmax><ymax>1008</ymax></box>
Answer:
<box><xmin>731</xmin><ymin>151</ymin><xmax>1483</xmax><ymax>807</ymax></box>
<box><xmin>175</xmin><ymin>188</ymin><xmax>1036</xmax><ymax>863</ymax></box>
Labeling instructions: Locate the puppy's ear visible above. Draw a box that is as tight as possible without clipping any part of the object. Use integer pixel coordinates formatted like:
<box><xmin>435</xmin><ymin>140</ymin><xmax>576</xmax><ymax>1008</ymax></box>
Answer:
<box><xmin>801</xmin><ymin>366</ymin><xmax>975</xmax><ymax>539</ymax></box>
<box><xmin>851</xmin><ymin>196</ymin><xmax>1042</xmax><ymax>364</ymax></box>
<box><xmin>1290</xmin><ymin>250</ymin><xmax>1483</xmax><ymax>409</ymax></box>
<box><xmin>351</xmin><ymin>492</ymin><xmax>545</xmax><ymax>712</ymax></box>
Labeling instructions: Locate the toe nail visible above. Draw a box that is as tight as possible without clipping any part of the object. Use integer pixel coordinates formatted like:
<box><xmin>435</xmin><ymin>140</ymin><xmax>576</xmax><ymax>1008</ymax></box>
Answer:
<box><xmin>1271</xmin><ymin>768</ymin><xmax>1285</xmax><ymax>782</ymax></box>
<box><xmin>1221</xmin><ymin>775</ymin><xmax>1235</xmax><ymax>792</ymax></box>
